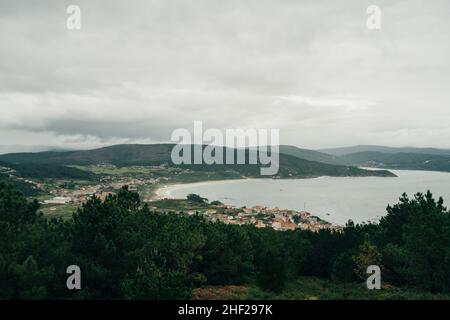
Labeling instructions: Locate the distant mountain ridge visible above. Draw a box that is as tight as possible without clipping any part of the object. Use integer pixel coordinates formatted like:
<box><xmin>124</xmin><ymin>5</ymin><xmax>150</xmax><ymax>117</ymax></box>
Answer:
<box><xmin>320</xmin><ymin>145</ymin><xmax>450</xmax><ymax>157</ymax></box>
<box><xmin>318</xmin><ymin>145</ymin><xmax>450</xmax><ymax>172</ymax></box>
<box><xmin>0</xmin><ymin>145</ymin><xmax>75</xmax><ymax>155</ymax></box>
<box><xmin>341</xmin><ymin>151</ymin><xmax>450</xmax><ymax>172</ymax></box>
<box><xmin>279</xmin><ymin>145</ymin><xmax>349</xmax><ymax>166</ymax></box>
<box><xmin>3</xmin><ymin>143</ymin><xmax>450</xmax><ymax>175</ymax></box>
<box><xmin>0</xmin><ymin>144</ymin><xmax>175</xmax><ymax>166</ymax></box>
<box><xmin>0</xmin><ymin>144</ymin><xmax>395</xmax><ymax>179</ymax></box>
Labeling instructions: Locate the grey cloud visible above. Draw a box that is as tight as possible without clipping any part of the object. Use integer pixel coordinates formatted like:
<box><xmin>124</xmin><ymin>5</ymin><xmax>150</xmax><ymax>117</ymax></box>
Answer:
<box><xmin>0</xmin><ymin>0</ymin><xmax>450</xmax><ymax>149</ymax></box>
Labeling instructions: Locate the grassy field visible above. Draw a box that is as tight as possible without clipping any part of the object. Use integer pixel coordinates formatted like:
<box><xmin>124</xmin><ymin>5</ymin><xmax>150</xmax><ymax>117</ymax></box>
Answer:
<box><xmin>193</xmin><ymin>277</ymin><xmax>450</xmax><ymax>300</ymax></box>
<box><xmin>70</xmin><ymin>165</ymin><xmax>159</xmax><ymax>175</ymax></box>
<box><xmin>39</xmin><ymin>203</ymin><xmax>77</xmax><ymax>220</ymax></box>
<box><xmin>37</xmin><ymin>192</ymin><xmax>216</xmax><ymax>220</ymax></box>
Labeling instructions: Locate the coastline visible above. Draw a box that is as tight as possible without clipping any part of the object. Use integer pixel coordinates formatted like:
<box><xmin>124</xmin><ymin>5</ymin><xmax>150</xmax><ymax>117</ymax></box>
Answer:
<box><xmin>148</xmin><ymin>169</ymin><xmax>450</xmax><ymax>224</ymax></box>
<box><xmin>151</xmin><ymin>178</ymin><xmax>340</xmax><ymax>230</ymax></box>
<box><xmin>151</xmin><ymin>170</ymin><xmax>399</xmax><ymax>201</ymax></box>
<box><xmin>151</xmin><ymin>178</ymin><xmax>258</xmax><ymax>200</ymax></box>
<box><xmin>148</xmin><ymin>169</ymin><xmax>424</xmax><ymax>225</ymax></box>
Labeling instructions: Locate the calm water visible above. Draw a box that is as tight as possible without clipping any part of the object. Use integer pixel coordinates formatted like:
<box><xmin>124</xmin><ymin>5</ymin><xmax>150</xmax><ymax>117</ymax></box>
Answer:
<box><xmin>167</xmin><ymin>170</ymin><xmax>450</xmax><ymax>225</ymax></box>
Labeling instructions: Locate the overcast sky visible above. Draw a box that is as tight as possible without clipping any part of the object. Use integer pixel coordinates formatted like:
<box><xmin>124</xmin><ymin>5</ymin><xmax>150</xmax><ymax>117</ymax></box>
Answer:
<box><xmin>0</xmin><ymin>0</ymin><xmax>449</xmax><ymax>152</ymax></box>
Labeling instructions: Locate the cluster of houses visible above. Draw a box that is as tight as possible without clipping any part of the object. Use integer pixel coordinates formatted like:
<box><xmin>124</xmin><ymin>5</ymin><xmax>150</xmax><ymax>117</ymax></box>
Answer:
<box><xmin>181</xmin><ymin>204</ymin><xmax>342</xmax><ymax>233</ymax></box>
<box><xmin>2</xmin><ymin>163</ymin><xmax>341</xmax><ymax>233</ymax></box>
<box><xmin>44</xmin><ymin>177</ymin><xmax>161</xmax><ymax>205</ymax></box>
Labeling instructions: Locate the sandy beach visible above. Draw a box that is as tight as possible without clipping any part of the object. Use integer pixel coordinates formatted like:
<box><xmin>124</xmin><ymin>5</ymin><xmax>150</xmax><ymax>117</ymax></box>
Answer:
<box><xmin>152</xmin><ymin>184</ymin><xmax>180</xmax><ymax>200</ymax></box>
<box><xmin>152</xmin><ymin>178</ymin><xmax>257</xmax><ymax>200</ymax></box>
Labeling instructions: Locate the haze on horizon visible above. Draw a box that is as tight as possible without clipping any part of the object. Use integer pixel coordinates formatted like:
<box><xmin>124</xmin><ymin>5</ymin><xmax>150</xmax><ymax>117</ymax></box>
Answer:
<box><xmin>1</xmin><ymin>0</ymin><xmax>450</xmax><ymax>153</ymax></box>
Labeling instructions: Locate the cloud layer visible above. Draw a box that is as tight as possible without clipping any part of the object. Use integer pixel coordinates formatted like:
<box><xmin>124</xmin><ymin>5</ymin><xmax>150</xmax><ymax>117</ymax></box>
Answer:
<box><xmin>1</xmin><ymin>0</ymin><xmax>450</xmax><ymax>151</ymax></box>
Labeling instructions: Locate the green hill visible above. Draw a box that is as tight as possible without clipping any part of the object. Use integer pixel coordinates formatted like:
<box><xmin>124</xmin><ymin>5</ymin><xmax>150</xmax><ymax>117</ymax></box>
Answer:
<box><xmin>177</xmin><ymin>152</ymin><xmax>395</xmax><ymax>178</ymax></box>
<box><xmin>0</xmin><ymin>144</ymin><xmax>395</xmax><ymax>179</ymax></box>
<box><xmin>0</xmin><ymin>144</ymin><xmax>174</xmax><ymax>166</ymax></box>
<box><xmin>279</xmin><ymin>145</ymin><xmax>349</xmax><ymax>165</ymax></box>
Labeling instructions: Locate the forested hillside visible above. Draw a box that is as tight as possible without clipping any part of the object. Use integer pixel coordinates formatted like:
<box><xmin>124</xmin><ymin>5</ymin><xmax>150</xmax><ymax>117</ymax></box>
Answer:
<box><xmin>0</xmin><ymin>144</ymin><xmax>394</xmax><ymax>179</ymax></box>
<box><xmin>0</xmin><ymin>173</ymin><xmax>42</xmax><ymax>196</ymax></box>
<box><xmin>279</xmin><ymin>145</ymin><xmax>348</xmax><ymax>165</ymax></box>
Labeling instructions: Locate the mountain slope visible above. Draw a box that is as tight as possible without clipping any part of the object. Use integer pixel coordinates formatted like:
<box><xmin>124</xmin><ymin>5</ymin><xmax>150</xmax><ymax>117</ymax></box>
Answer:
<box><xmin>0</xmin><ymin>144</ymin><xmax>395</xmax><ymax>179</ymax></box>
<box><xmin>279</xmin><ymin>145</ymin><xmax>349</xmax><ymax>165</ymax></box>
<box><xmin>0</xmin><ymin>144</ymin><xmax>350</xmax><ymax>167</ymax></box>
<box><xmin>0</xmin><ymin>144</ymin><xmax>174</xmax><ymax>166</ymax></box>
<box><xmin>0</xmin><ymin>173</ymin><xmax>43</xmax><ymax>196</ymax></box>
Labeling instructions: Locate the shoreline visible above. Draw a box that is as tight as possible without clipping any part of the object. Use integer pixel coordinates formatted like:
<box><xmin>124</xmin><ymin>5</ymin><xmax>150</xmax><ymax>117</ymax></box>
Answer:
<box><xmin>151</xmin><ymin>178</ymin><xmax>258</xmax><ymax>200</ymax></box>
<box><xmin>151</xmin><ymin>171</ymin><xmax>402</xmax><ymax>201</ymax></box>
<box><xmin>148</xmin><ymin>169</ymin><xmax>450</xmax><ymax>225</ymax></box>
<box><xmin>151</xmin><ymin>178</ymin><xmax>340</xmax><ymax>229</ymax></box>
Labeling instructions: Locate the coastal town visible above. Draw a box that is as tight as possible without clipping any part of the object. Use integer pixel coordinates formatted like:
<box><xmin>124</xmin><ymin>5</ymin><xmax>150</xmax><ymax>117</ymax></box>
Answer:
<box><xmin>152</xmin><ymin>202</ymin><xmax>343</xmax><ymax>233</ymax></box>
<box><xmin>1</xmin><ymin>163</ymin><xmax>342</xmax><ymax>233</ymax></box>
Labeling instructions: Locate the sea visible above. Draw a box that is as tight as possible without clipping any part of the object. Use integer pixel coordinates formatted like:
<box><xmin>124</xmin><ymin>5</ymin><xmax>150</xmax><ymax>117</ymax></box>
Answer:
<box><xmin>163</xmin><ymin>169</ymin><xmax>450</xmax><ymax>225</ymax></box>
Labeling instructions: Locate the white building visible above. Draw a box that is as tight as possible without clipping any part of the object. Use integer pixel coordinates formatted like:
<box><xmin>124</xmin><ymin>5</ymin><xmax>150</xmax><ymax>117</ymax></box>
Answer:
<box><xmin>44</xmin><ymin>197</ymin><xmax>72</xmax><ymax>205</ymax></box>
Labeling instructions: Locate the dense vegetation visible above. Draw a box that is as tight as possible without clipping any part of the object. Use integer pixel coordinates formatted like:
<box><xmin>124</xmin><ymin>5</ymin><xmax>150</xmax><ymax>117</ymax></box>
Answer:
<box><xmin>1</xmin><ymin>182</ymin><xmax>449</xmax><ymax>299</ymax></box>
<box><xmin>3</xmin><ymin>163</ymin><xmax>97</xmax><ymax>180</ymax></box>
<box><xmin>0</xmin><ymin>173</ymin><xmax>42</xmax><ymax>197</ymax></box>
<box><xmin>0</xmin><ymin>144</ymin><xmax>175</xmax><ymax>166</ymax></box>
<box><xmin>279</xmin><ymin>145</ymin><xmax>348</xmax><ymax>166</ymax></box>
